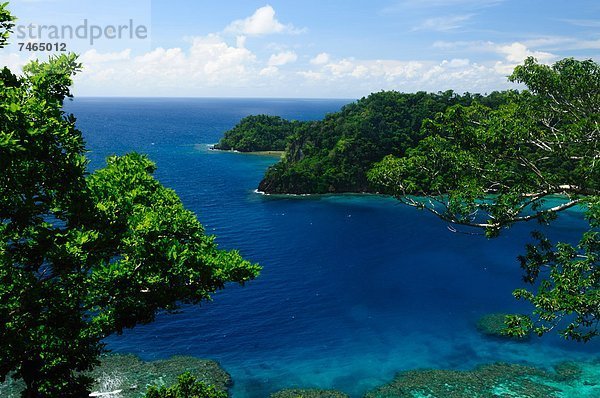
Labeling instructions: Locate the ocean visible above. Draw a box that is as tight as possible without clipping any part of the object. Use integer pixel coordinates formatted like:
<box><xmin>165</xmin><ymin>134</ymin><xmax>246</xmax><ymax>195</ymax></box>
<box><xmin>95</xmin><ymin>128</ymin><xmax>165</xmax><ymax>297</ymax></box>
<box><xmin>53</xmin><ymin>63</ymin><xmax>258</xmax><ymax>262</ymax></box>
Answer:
<box><xmin>64</xmin><ymin>97</ymin><xmax>598</xmax><ymax>397</ymax></box>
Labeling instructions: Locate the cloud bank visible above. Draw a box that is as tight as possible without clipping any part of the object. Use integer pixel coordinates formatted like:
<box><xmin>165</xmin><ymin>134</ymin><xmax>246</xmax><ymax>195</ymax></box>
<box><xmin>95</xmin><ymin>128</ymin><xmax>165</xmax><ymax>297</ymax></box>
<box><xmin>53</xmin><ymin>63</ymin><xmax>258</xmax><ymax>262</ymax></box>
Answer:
<box><xmin>1</xmin><ymin>4</ymin><xmax>593</xmax><ymax>98</ymax></box>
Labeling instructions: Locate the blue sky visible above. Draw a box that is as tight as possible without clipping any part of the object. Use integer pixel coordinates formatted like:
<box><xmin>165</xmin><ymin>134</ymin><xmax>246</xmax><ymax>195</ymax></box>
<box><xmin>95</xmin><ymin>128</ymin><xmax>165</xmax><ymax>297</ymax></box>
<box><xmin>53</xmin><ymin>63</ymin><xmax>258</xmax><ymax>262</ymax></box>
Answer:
<box><xmin>3</xmin><ymin>0</ymin><xmax>599</xmax><ymax>97</ymax></box>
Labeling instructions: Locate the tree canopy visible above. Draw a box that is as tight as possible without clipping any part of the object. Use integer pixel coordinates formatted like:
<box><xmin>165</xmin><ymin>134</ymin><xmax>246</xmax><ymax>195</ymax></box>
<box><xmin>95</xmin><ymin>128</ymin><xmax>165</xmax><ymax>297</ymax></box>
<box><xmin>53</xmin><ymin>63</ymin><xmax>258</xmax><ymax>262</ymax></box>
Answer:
<box><xmin>0</xmin><ymin>4</ymin><xmax>259</xmax><ymax>397</ymax></box>
<box><xmin>255</xmin><ymin>90</ymin><xmax>511</xmax><ymax>194</ymax></box>
<box><xmin>145</xmin><ymin>372</ymin><xmax>227</xmax><ymax>398</ymax></box>
<box><xmin>369</xmin><ymin>57</ymin><xmax>599</xmax><ymax>341</ymax></box>
<box><xmin>214</xmin><ymin>114</ymin><xmax>298</xmax><ymax>152</ymax></box>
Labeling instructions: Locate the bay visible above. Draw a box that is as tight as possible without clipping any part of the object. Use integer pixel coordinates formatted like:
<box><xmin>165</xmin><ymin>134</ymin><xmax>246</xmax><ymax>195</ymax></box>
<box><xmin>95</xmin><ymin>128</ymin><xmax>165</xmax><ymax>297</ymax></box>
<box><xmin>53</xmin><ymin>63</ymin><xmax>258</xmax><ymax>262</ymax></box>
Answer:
<box><xmin>64</xmin><ymin>97</ymin><xmax>598</xmax><ymax>398</ymax></box>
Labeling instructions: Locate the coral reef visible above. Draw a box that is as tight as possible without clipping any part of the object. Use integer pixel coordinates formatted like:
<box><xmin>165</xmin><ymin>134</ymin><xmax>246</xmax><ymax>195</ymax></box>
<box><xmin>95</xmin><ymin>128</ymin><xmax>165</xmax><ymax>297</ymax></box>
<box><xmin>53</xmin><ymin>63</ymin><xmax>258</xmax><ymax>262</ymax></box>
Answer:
<box><xmin>476</xmin><ymin>313</ymin><xmax>530</xmax><ymax>340</ymax></box>
<box><xmin>270</xmin><ymin>389</ymin><xmax>349</xmax><ymax>398</ymax></box>
<box><xmin>364</xmin><ymin>363</ymin><xmax>559</xmax><ymax>398</ymax></box>
<box><xmin>0</xmin><ymin>376</ymin><xmax>24</xmax><ymax>398</ymax></box>
<box><xmin>364</xmin><ymin>360</ymin><xmax>600</xmax><ymax>398</ymax></box>
<box><xmin>0</xmin><ymin>354</ymin><xmax>231</xmax><ymax>398</ymax></box>
<box><xmin>2</xmin><ymin>355</ymin><xmax>599</xmax><ymax>398</ymax></box>
<box><xmin>553</xmin><ymin>362</ymin><xmax>584</xmax><ymax>382</ymax></box>
<box><xmin>89</xmin><ymin>354</ymin><xmax>231</xmax><ymax>398</ymax></box>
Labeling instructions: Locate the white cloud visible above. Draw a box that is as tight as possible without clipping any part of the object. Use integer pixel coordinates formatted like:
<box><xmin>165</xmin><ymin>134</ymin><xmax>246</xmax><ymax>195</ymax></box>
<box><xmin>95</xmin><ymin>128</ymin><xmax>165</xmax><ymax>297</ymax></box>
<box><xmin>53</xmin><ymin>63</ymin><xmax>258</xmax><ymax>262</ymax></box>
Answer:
<box><xmin>0</xmin><ymin>41</ymin><xmax>520</xmax><ymax>97</ymax></box>
<box><xmin>432</xmin><ymin>40</ymin><xmax>493</xmax><ymax>50</ymax></box>
<box><xmin>496</xmin><ymin>42</ymin><xmax>555</xmax><ymax>63</ymax></box>
<box><xmin>0</xmin><ymin>52</ymin><xmax>35</xmax><ymax>72</ymax></box>
<box><xmin>236</xmin><ymin>35</ymin><xmax>247</xmax><ymax>48</ymax></box>
<box><xmin>441</xmin><ymin>58</ymin><xmax>470</xmax><ymax>68</ymax></box>
<box><xmin>561</xmin><ymin>19</ymin><xmax>600</xmax><ymax>28</ymax></box>
<box><xmin>432</xmin><ymin>40</ymin><xmax>557</xmax><ymax>63</ymax></box>
<box><xmin>2</xmin><ymin>27</ymin><xmax>576</xmax><ymax>99</ymax></box>
<box><xmin>383</xmin><ymin>0</ymin><xmax>503</xmax><ymax>13</ymax></box>
<box><xmin>325</xmin><ymin>59</ymin><xmax>355</xmax><ymax>76</ymax></box>
<box><xmin>322</xmin><ymin>58</ymin><xmax>425</xmax><ymax>81</ymax></box>
<box><xmin>520</xmin><ymin>36</ymin><xmax>573</xmax><ymax>48</ymax></box>
<box><xmin>1</xmin><ymin>22</ymin><xmax>583</xmax><ymax>99</ymax></box>
<box><xmin>567</xmin><ymin>39</ymin><xmax>600</xmax><ymax>50</ymax></box>
<box><xmin>190</xmin><ymin>35</ymin><xmax>256</xmax><ymax>74</ymax></box>
<box><xmin>68</xmin><ymin>34</ymin><xmax>259</xmax><ymax>94</ymax></box>
<box><xmin>489</xmin><ymin>42</ymin><xmax>556</xmax><ymax>75</ymax></box>
<box><xmin>402</xmin><ymin>0</ymin><xmax>502</xmax><ymax>5</ymax></box>
<box><xmin>298</xmin><ymin>56</ymin><xmax>513</xmax><ymax>95</ymax></box>
<box><xmin>224</xmin><ymin>5</ymin><xmax>303</xmax><ymax>36</ymax></box>
<box><xmin>431</xmin><ymin>40</ymin><xmax>558</xmax><ymax>76</ymax></box>
<box><xmin>414</xmin><ymin>14</ymin><xmax>474</xmax><ymax>31</ymax></box>
<box><xmin>80</xmin><ymin>49</ymin><xmax>131</xmax><ymax>64</ymax></box>
<box><xmin>260</xmin><ymin>66</ymin><xmax>279</xmax><ymax>76</ymax></box>
<box><xmin>522</xmin><ymin>36</ymin><xmax>600</xmax><ymax>51</ymax></box>
<box><xmin>310</xmin><ymin>52</ymin><xmax>330</xmax><ymax>65</ymax></box>
<box><xmin>297</xmin><ymin>70</ymin><xmax>324</xmax><ymax>81</ymax></box>
<box><xmin>268</xmin><ymin>51</ymin><xmax>298</xmax><ymax>66</ymax></box>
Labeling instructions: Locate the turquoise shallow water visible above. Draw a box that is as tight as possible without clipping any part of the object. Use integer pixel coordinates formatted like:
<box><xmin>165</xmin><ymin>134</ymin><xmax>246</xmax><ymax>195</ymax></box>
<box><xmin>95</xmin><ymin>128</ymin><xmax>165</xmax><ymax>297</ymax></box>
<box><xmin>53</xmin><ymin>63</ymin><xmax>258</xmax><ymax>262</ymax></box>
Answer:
<box><xmin>65</xmin><ymin>98</ymin><xmax>599</xmax><ymax>397</ymax></box>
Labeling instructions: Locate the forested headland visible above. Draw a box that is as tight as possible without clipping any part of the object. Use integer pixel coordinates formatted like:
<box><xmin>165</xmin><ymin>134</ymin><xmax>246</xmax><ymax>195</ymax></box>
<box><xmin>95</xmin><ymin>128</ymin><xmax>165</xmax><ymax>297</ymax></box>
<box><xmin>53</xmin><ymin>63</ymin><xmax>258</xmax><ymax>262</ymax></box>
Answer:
<box><xmin>213</xmin><ymin>115</ymin><xmax>299</xmax><ymax>152</ymax></box>
<box><xmin>216</xmin><ymin>90</ymin><xmax>512</xmax><ymax>194</ymax></box>
<box><xmin>216</xmin><ymin>58</ymin><xmax>599</xmax><ymax>342</ymax></box>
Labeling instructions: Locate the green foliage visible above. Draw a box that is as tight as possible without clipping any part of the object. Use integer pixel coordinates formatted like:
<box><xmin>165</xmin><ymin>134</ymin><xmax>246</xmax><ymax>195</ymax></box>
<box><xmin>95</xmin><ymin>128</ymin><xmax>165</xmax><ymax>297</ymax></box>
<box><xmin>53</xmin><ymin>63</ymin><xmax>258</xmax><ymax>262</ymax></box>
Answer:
<box><xmin>369</xmin><ymin>58</ymin><xmax>599</xmax><ymax>234</ymax></box>
<box><xmin>511</xmin><ymin>230</ymin><xmax>599</xmax><ymax>342</ymax></box>
<box><xmin>214</xmin><ymin>114</ymin><xmax>298</xmax><ymax>152</ymax></box>
<box><xmin>0</xmin><ymin>6</ymin><xmax>259</xmax><ymax>397</ymax></box>
<box><xmin>85</xmin><ymin>153</ymin><xmax>260</xmax><ymax>334</ymax></box>
<box><xmin>368</xmin><ymin>57</ymin><xmax>599</xmax><ymax>340</ymax></box>
<box><xmin>145</xmin><ymin>372</ymin><xmax>227</xmax><ymax>398</ymax></box>
<box><xmin>255</xmin><ymin>90</ymin><xmax>511</xmax><ymax>194</ymax></box>
<box><xmin>0</xmin><ymin>2</ymin><xmax>15</xmax><ymax>48</ymax></box>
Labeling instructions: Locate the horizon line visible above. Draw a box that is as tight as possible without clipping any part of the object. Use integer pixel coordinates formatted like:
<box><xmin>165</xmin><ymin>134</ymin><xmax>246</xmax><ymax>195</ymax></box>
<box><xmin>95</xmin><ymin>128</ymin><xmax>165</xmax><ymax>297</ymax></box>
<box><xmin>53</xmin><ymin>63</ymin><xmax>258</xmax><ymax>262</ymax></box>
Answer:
<box><xmin>69</xmin><ymin>95</ymin><xmax>358</xmax><ymax>101</ymax></box>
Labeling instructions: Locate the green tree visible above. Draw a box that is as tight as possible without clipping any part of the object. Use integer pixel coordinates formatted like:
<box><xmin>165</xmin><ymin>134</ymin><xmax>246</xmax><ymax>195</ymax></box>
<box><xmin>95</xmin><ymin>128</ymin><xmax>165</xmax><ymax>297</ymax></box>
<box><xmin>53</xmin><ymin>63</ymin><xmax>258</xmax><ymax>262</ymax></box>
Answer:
<box><xmin>0</xmin><ymin>4</ymin><xmax>259</xmax><ymax>397</ymax></box>
<box><xmin>256</xmin><ymin>90</ymin><xmax>512</xmax><ymax>194</ymax></box>
<box><xmin>214</xmin><ymin>114</ymin><xmax>298</xmax><ymax>152</ymax></box>
<box><xmin>145</xmin><ymin>372</ymin><xmax>227</xmax><ymax>398</ymax></box>
<box><xmin>369</xmin><ymin>57</ymin><xmax>599</xmax><ymax>341</ymax></box>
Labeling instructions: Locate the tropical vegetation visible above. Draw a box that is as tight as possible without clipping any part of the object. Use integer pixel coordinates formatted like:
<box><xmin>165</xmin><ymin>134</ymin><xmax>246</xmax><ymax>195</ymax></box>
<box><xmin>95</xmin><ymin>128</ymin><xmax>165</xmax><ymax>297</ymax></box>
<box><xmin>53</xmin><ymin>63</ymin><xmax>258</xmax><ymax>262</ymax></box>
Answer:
<box><xmin>223</xmin><ymin>90</ymin><xmax>511</xmax><ymax>194</ymax></box>
<box><xmin>0</xmin><ymin>4</ymin><xmax>259</xmax><ymax>397</ymax></box>
<box><xmin>369</xmin><ymin>57</ymin><xmax>599</xmax><ymax>341</ymax></box>
<box><xmin>214</xmin><ymin>114</ymin><xmax>298</xmax><ymax>152</ymax></box>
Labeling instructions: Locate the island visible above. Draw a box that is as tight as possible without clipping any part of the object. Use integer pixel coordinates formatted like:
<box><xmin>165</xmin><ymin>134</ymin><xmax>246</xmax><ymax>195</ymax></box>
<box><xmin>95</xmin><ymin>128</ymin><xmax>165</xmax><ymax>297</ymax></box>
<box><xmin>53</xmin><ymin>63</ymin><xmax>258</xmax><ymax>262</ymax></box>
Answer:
<box><xmin>216</xmin><ymin>90</ymin><xmax>511</xmax><ymax>194</ymax></box>
<box><xmin>213</xmin><ymin>114</ymin><xmax>300</xmax><ymax>152</ymax></box>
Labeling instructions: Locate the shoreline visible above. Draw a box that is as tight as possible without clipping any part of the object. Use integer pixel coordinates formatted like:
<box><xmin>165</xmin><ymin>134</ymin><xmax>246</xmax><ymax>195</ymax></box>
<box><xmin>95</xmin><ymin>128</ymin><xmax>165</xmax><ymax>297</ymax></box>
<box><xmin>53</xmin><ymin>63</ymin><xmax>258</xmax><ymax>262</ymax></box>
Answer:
<box><xmin>208</xmin><ymin>145</ymin><xmax>587</xmax><ymax>215</ymax></box>
<box><xmin>208</xmin><ymin>145</ymin><xmax>285</xmax><ymax>158</ymax></box>
<box><xmin>253</xmin><ymin>190</ymin><xmax>587</xmax><ymax>215</ymax></box>
<box><xmin>254</xmin><ymin>188</ymin><xmax>379</xmax><ymax>198</ymax></box>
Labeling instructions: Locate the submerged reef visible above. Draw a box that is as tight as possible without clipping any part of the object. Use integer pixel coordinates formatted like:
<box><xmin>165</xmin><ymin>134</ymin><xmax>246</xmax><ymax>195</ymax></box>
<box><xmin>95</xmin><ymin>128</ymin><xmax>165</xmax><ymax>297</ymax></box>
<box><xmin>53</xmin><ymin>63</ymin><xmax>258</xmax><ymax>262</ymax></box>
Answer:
<box><xmin>88</xmin><ymin>354</ymin><xmax>231</xmax><ymax>397</ymax></box>
<box><xmin>270</xmin><ymin>389</ymin><xmax>349</xmax><ymax>398</ymax></box>
<box><xmin>0</xmin><ymin>376</ymin><xmax>23</xmax><ymax>398</ymax></box>
<box><xmin>364</xmin><ymin>361</ymin><xmax>600</xmax><ymax>398</ymax></box>
<box><xmin>553</xmin><ymin>361</ymin><xmax>584</xmax><ymax>382</ymax></box>
<box><xmin>1</xmin><ymin>355</ymin><xmax>598</xmax><ymax>397</ymax></box>
<box><xmin>476</xmin><ymin>313</ymin><xmax>531</xmax><ymax>340</ymax></box>
<box><xmin>364</xmin><ymin>363</ymin><xmax>554</xmax><ymax>398</ymax></box>
<box><xmin>0</xmin><ymin>354</ymin><xmax>231</xmax><ymax>398</ymax></box>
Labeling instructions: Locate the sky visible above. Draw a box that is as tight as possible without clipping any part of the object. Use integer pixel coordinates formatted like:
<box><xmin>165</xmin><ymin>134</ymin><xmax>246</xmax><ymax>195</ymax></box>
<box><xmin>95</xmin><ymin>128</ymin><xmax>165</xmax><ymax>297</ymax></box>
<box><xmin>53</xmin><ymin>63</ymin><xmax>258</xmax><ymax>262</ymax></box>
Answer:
<box><xmin>2</xmin><ymin>0</ymin><xmax>599</xmax><ymax>98</ymax></box>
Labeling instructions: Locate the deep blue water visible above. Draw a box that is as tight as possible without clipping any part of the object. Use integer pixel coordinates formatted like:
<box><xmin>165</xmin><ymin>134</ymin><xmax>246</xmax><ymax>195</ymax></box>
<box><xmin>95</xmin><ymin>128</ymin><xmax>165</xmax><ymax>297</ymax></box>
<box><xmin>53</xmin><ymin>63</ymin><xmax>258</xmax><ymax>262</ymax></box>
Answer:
<box><xmin>64</xmin><ymin>98</ymin><xmax>598</xmax><ymax>397</ymax></box>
